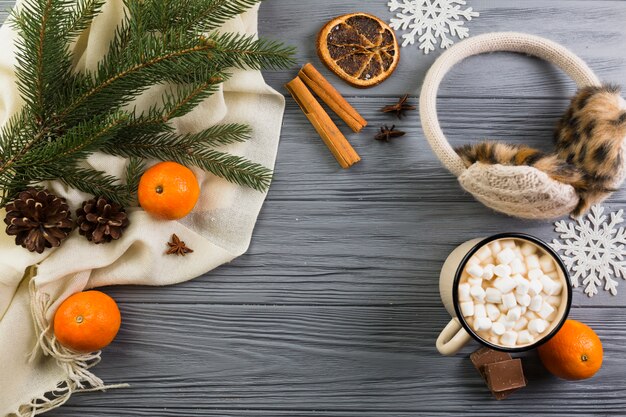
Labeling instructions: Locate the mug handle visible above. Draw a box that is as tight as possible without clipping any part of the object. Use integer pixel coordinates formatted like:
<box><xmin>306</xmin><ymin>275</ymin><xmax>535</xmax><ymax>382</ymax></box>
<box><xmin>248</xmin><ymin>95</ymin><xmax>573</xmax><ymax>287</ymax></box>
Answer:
<box><xmin>436</xmin><ymin>318</ymin><xmax>472</xmax><ymax>356</ymax></box>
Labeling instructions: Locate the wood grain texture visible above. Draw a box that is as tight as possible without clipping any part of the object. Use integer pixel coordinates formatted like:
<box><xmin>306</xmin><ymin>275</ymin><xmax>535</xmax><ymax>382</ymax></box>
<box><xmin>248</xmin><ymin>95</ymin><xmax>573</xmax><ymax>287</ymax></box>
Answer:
<box><xmin>0</xmin><ymin>1</ymin><xmax>624</xmax><ymax>416</ymax></box>
<box><xmin>258</xmin><ymin>0</ymin><xmax>626</xmax><ymax>98</ymax></box>
<box><xmin>47</xmin><ymin>305</ymin><xmax>626</xmax><ymax>415</ymax></box>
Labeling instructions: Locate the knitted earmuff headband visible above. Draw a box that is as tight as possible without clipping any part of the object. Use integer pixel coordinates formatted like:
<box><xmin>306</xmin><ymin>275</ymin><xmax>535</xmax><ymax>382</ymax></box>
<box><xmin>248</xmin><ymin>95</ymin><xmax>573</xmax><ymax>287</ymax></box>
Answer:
<box><xmin>421</xmin><ymin>31</ymin><xmax>601</xmax><ymax>177</ymax></box>
<box><xmin>420</xmin><ymin>32</ymin><xmax>626</xmax><ymax>220</ymax></box>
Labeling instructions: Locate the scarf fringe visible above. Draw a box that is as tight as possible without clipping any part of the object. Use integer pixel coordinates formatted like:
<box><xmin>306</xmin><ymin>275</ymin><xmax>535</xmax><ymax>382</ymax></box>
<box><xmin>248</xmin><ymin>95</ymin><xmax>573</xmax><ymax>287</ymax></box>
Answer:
<box><xmin>11</xmin><ymin>279</ymin><xmax>129</xmax><ymax>417</ymax></box>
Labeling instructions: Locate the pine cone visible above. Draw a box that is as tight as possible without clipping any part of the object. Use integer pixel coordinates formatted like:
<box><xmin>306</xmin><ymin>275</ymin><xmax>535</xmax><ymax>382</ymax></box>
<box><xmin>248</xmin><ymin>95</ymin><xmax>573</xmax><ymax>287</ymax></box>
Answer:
<box><xmin>76</xmin><ymin>197</ymin><xmax>130</xmax><ymax>244</ymax></box>
<box><xmin>4</xmin><ymin>188</ymin><xmax>73</xmax><ymax>253</ymax></box>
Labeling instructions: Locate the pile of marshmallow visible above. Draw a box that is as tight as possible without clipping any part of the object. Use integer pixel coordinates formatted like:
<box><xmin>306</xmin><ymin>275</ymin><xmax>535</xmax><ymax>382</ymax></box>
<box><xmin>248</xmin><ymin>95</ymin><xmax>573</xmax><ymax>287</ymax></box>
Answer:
<box><xmin>458</xmin><ymin>239</ymin><xmax>565</xmax><ymax>347</ymax></box>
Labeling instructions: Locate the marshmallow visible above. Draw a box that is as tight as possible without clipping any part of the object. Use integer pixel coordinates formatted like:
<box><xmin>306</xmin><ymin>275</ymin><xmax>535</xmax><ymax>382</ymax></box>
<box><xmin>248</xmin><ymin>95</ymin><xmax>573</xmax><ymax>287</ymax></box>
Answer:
<box><xmin>539</xmin><ymin>255</ymin><xmax>556</xmax><ymax>272</ymax></box>
<box><xmin>528</xmin><ymin>279</ymin><xmax>543</xmax><ymax>296</ymax></box>
<box><xmin>506</xmin><ymin>307</ymin><xmax>522</xmax><ymax>322</ymax></box>
<box><xmin>510</xmin><ymin>258</ymin><xmax>526</xmax><ymax>275</ymax></box>
<box><xmin>485</xmin><ymin>287</ymin><xmax>503</xmax><ymax>304</ymax></box>
<box><xmin>528</xmin><ymin>319</ymin><xmax>548</xmax><ymax>335</ymax></box>
<box><xmin>538</xmin><ymin>302</ymin><xmax>556</xmax><ymax>320</ymax></box>
<box><xmin>528</xmin><ymin>268</ymin><xmax>543</xmax><ymax>281</ymax></box>
<box><xmin>500</xmin><ymin>331</ymin><xmax>518</xmax><ymax>346</ymax></box>
<box><xmin>547</xmin><ymin>271</ymin><xmax>559</xmax><ymax>279</ymax></box>
<box><xmin>458</xmin><ymin>283</ymin><xmax>471</xmax><ymax>301</ymax></box>
<box><xmin>482</xmin><ymin>264</ymin><xmax>495</xmax><ymax>280</ymax></box>
<box><xmin>501</xmin><ymin>240</ymin><xmax>516</xmax><ymax>249</ymax></box>
<box><xmin>468</xmin><ymin>277</ymin><xmax>483</xmax><ymax>287</ymax></box>
<box><xmin>474</xmin><ymin>303</ymin><xmax>487</xmax><ymax>319</ymax></box>
<box><xmin>514</xmin><ymin>317</ymin><xmax>529</xmax><ymax>331</ymax></box>
<box><xmin>540</xmin><ymin>275</ymin><xmax>561</xmax><ymax>296</ymax></box>
<box><xmin>466</xmin><ymin>257</ymin><xmax>480</xmax><ymax>267</ymax></box>
<box><xmin>475</xmin><ymin>245</ymin><xmax>492</xmax><ymax>261</ymax></box>
<box><xmin>546</xmin><ymin>295</ymin><xmax>562</xmax><ymax>307</ymax></box>
<box><xmin>486</xmin><ymin>303</ymin><xmax>501</xmax><ymax>321</ymax></box>
<box><xmin>489</xmin><ymin>335</ymin><xmax>501</xmax><ymax>345</ymax></box>
<box><xmin>529</xmin><ymin>295</ymin><xmax>543</xmax><ymax>312</ymax></box>
<box><xmin>474</xmin><ymin>317</ymin><xmax>492</xmax><ymax>331</ymax></box>
<box><xmin>514</xmin><ymin>275</ymin><xmax>530</xmax><ymax>295</ymax></box>
<box><xmin>514</xmin><ymin>248</ymin><xmax>523</xmax><ymax>260</ymax></box>
<box><xmin>494</xmin><ymin>264</ymin><xmax>512</xmax><ymax>278</ymax></box>
<box><xmin>489</xmin><ymin>241</ymin><xmax>502</xmax><ymax>254</ymax></box>
<box><xmin>491</xmin><ymin>321</ymin><xmax>506</xmax><ymax>336</ymax></box>
<box><xmin>520</xmin><ymin>306</ymin><xmax>527</xmax><ymax>315</ymax></box>
<box><xmin>504</xmin><ymin>320</ymin><xmax>516</xmax><ymax>330</ymax></box>
<box><xmin>470</xmin><ymin>285</ymin><xmax>486</xmax><ymax>303</ymax></box>
<box><xmin>525</xmin><ymin>255</ymin><xmax>540</xmax><ymax>270</ymax></box>
<box><xmin>498</xmin><ymin>303</ymin><xmax>509</xmax><ymax>313</ymax></box>
<box><xmin>460</xmin><ymin>301</ymin><xmax>474</xmax><ymax>317</ymax></box>
<box><xmin>515</xmin><ymin>292</ymin><xmax>531</xmax><ymax>307</ymax></box>
<box><xmin>521</xmin><ymin>242</ymin><xmax>536</xmax><ymax>256</ymax></box>
<box><xmin>518</xmin><ymin>330</ymin><xmax>534</xmax><ymax>345</ymax></box>
<box><xmin>466</xmin><ymin>264</ymin><xmax>484</xmax><ymax>278</ymax></box>
<box><xmin>497</xmin><ymin>248</ymin><xmax>516</xmax><ymax>265</ymax></box>
<box><xmin>494</xmin><ymin>277</ymin><xmax>517</xmax><ymax>294</ymax></box>
<box><xmin>502</xmin><ymin>292</ymin><xmax>517</xmax><ymax>309</ymax></box>
<box><xmin>524</xmin><ymin>311</ymin><xmax>539</xmax><ymax>321</ymax></box>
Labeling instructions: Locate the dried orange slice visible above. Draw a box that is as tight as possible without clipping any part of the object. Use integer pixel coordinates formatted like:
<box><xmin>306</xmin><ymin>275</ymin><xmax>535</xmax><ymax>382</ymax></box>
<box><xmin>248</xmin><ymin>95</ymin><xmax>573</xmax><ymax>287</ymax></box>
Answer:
<box><xmin>317</xmin><ymin>13</ymin><xmax>400</xmax><ymax>88</ymax></box>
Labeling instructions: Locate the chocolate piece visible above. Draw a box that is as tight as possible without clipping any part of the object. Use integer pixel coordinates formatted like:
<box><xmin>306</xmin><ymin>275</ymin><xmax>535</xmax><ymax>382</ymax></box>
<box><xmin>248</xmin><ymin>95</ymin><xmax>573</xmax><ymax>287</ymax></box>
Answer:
<box><xmin>484</xmin><ymin>359</ymin><xmax>527</xmax><ymax>393</ymax></box>
<box><xmin>470</xmin><ymin>348</ymin><xmax>525</xmax><ymax>400</ymax></box>
<box><xmin>491</xmin><ymin>387</ymin><xmax>520</xmax><ymax>401</ymax></box>
<box><xmin>470</xmin><ymin>347</ymin><xmax>511</xmax><ymax>379</ymax></box>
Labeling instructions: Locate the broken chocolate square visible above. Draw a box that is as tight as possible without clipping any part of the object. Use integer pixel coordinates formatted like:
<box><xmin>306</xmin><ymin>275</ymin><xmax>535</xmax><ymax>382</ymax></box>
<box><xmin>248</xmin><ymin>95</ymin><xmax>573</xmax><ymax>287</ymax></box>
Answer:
<box><xmin>484</xmin><ymin>358</ymin><xmax>527</xmax><ymax>393</ymax></box>
<box><xmin>470</xmin><ymin>348</ymin><xmax>526</xmax><ymax>400</ymax></box>
<box><xmin>470</xmin><ymin>347</ymin><xmax>511</xmax><ymax>379</ymax></box>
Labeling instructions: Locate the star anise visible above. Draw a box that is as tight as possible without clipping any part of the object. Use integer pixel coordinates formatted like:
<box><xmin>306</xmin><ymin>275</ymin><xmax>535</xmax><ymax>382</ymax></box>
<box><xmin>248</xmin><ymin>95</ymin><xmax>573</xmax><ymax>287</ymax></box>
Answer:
<box><xmin>375</xmin><ymin>125</ymin><xmax>406</xmax><ymax>142</ymax></box>
<box><xmin>166</xmin><ymin>234</ymin><xmax>194</xmax><ymax>256</ymax></box>
<box><xmin>381</xmin><ymin>94</ymin><xmax>416</xmax><ymax>119</ymax></box>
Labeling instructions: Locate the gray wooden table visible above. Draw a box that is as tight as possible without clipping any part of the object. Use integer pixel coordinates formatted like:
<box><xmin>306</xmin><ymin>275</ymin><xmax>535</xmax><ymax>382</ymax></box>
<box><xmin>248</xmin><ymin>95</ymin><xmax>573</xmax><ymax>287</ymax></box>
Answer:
<box><xmin>3</xmin><ymin>1</ymin><xmax>626</xmax><ymax>416</ymax></box>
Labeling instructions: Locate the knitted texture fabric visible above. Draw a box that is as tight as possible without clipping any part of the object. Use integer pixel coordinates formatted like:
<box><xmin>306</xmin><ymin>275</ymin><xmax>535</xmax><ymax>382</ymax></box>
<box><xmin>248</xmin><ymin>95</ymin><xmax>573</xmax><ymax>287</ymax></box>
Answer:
<box><xmin>459</xmin><ymin>163</ymin><xmax>579</xmax><ymax>220</ymax></box>
<box><xmin>419</xmin><ymin>32</ymin><xmax>602</xmax><ymax>219</ymax></box>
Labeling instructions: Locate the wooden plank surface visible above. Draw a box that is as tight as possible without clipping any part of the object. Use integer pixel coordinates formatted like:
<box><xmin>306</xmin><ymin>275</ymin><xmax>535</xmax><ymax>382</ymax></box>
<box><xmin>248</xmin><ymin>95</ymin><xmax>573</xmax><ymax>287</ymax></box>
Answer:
<box><xmin>0</xmin><ymin>1</ymin><xmax>625</xmax><ymax>416</ymax></box>
<box><xmin>41</xmin><ymin>305</ymin><xmax>626</xmax><ymax>414</ymax></box>
<box><xmin>259</xmin><ymin>0</ymin><xmax>626</xmax><ymax>98</ymax></box>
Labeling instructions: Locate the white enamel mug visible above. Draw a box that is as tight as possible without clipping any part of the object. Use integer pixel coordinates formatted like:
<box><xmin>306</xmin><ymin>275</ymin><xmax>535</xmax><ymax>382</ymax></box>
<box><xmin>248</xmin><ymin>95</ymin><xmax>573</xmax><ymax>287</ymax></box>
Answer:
<box><xmin>436</xmin><ymin>233</ymin><xmax>572</xmax><ymax>356</ymax></box>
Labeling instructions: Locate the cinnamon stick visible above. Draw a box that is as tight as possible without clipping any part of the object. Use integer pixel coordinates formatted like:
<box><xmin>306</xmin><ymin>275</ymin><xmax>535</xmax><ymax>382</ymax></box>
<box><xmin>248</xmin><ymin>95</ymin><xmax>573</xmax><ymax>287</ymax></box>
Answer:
<box><xmin>286</xmin><ymin>77</ymin><xmax>361</xmax><ymax>169</ymax></box>
<box><xmin>298</xmin><ymin>63</ymin><xmax>367</xmax><ymax>133</ymax></box>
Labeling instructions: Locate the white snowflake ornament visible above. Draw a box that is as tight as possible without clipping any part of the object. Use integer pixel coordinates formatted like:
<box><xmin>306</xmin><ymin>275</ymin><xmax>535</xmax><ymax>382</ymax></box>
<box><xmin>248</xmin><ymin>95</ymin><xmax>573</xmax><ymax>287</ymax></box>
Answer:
<box><xmin>387</xmin><ymin>0</ymin><xmax>479</xmax><ymax>54</ymax></box>
<box><xmin>551</xmin><ymin>205</ymin><xmax>626</xmax><ymax>297</ymax></box>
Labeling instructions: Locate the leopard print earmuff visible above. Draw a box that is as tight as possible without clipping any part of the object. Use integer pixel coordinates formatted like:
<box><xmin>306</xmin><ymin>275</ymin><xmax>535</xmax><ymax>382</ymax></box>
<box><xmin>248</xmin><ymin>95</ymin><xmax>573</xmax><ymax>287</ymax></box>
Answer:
<box><xmin>420</xmin><ymin>32</ymin><xmax>626</xmax><ymax>220</ymax></box>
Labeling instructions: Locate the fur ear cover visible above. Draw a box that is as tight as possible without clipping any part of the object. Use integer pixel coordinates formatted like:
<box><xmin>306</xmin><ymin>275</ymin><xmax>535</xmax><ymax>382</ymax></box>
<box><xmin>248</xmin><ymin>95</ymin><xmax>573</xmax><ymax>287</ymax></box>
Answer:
<box><xmin>555</xmin><ymin>84</ymin><xmax>626</xmax><ymax>215</ymax></box>
<box><xmin>455</xmin><ymin>84</ymin><xmax>626</xmax><ymax>217</ymax></box>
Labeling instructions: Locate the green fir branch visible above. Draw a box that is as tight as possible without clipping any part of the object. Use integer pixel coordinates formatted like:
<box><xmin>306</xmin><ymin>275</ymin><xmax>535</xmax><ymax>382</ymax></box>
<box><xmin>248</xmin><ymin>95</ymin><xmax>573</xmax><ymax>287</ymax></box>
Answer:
<box><xmin>124</xmin><ymin>156</ymin><xmax>146</xmax><ymax>198</ymax></box>
<box><xmin>20</xmin><ymin>112</ymin><xmax>129</xmax><ymax>167</ymax></box>
<box><xmin>103</xmin><ymin>124</ymin><xmax>267</xmax><ymax>191</ymax></box>
<box><xmin>183</xmin><ymin>149</ymin><xmax>272</xmax><ymax>191</ymax></box>
<box><xmin>58</xmin><ymin>167</ymin><xmax>132</xmax><ymax>205</ymax></box>
<box><xmin>208</xmin><ymin>32</ymin><xmax>297</xmax><ymax>71</ymax></box>
<box><xmin>181</xmin><ymin>0</ymin><xmax>262</xmax><ymax>33</ymax></box>
<box><xmin>0</xmin><ymin>0</ymin><xmax>295</xmax><ymax>209</ymax></box>
<box><xmin>59</xmin><ymin>37</ymin><xmax>218</xmax><ymax>124</ymax></box>
<box><xmin>11</xmin><ymin>0</ymin><xmax>75</xmax><ymax>122</ymax></box>
<box><xmin>134</xmin><ymin>0</ymin><xmax>263</xmax><ymax>34</ymax></box>
<box><xmin>61</xmin><ymin>0</ymin><xmax>105</xmax><ymax>39</ymax></box>
<box><xmin>112</xmin><ymin>123</ymin><xmax>252</xmax><ymax>150</ymax></box>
